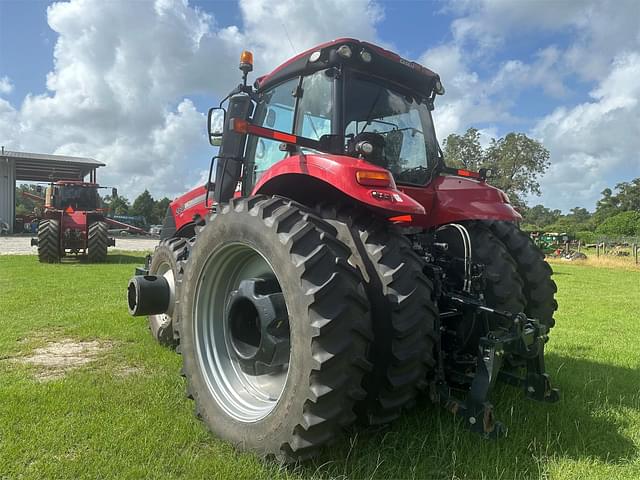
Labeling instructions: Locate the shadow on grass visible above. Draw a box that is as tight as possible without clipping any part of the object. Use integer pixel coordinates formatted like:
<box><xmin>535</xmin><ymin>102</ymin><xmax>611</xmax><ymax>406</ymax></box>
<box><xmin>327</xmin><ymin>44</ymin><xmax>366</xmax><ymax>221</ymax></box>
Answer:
<box><xmin>104</xmin><ymin>253</ymin><xmax>148</xmax><ymax>265</ymax></box>
<box><xmin>55</xmin><ymin>253</ymin><xmax>146</xmax><ymax>265</ymax></box>
<box><xmin>297</xmin><ymin>353</ymin><xmax>639</xmax><ymax>479</ymax></box>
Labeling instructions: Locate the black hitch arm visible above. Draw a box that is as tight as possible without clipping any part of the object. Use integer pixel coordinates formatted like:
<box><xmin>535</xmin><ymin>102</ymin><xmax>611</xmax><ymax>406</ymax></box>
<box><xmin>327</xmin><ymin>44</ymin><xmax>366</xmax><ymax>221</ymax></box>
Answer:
<box><xmin>436</xmin><ymin>294</ymin><xmax>560</xmax><ymax>437</ymax></box>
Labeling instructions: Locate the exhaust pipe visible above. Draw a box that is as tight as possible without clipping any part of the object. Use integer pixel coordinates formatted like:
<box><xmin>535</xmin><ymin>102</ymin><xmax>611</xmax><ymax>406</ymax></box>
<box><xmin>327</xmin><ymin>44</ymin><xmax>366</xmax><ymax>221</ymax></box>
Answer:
<box><xmin>127</xmin><ymin>275</ymin><xmax>170</xmax><ymax>316</ymax></box>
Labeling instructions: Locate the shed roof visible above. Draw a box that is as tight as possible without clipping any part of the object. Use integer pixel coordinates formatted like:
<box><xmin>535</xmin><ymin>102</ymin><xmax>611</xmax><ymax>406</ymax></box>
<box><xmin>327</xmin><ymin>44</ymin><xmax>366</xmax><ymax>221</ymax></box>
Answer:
<box><xmin>1</xmin><ymin>149</ymin><xmax>104</xmax><ymax>182</ymax></box>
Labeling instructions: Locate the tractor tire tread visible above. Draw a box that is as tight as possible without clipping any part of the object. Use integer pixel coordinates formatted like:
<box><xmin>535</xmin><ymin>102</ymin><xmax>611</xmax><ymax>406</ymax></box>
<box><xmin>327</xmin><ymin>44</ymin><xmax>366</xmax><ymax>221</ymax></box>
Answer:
<box><xmin>87</xmin><ymin>221</ymin><xmax>109</xmax><ymax>263</ymax></box>
<box><xmin>485</xmin><ymin>220</ymin><xmax>558</xmax><ymax>328</ymax></box>
<box><xmin>318</xmin><ymin>205</ymin><xmax>437</xmax><ymax>426</ymax></box>
<box><xmin>37</xmin><ymin>219</ymin><xmax>60</xmax><ymax>263</ymax></box>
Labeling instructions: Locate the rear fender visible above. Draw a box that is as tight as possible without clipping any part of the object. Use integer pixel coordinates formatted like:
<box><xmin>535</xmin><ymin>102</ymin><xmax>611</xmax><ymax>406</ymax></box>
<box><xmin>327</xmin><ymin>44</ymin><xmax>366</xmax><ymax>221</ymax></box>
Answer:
<box><xmin>400</xmin><ymin>176</ymin><xmax>521</xmax><ymax>228</ymax></box>
<box><xmin>252</xmin><ymin>153</ymin><xmax>425</xmax><ymax>216</ymax></box>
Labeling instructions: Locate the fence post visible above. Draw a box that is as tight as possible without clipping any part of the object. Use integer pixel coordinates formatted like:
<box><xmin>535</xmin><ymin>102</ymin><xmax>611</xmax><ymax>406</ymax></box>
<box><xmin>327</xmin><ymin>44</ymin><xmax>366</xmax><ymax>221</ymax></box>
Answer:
<box><xmin>634</xmin><ymin>243</ymin><xmax>638</xmax><ymax>265</ymax></box>
<box><xmin>596</xmin><ymin>243</ymin><xmax>600</xmax><ymax>258</ymax></box>
<box><xmin>578</xmin><ymin>240</ymin><xmax>581</xmax><ymax>253</ymax></box>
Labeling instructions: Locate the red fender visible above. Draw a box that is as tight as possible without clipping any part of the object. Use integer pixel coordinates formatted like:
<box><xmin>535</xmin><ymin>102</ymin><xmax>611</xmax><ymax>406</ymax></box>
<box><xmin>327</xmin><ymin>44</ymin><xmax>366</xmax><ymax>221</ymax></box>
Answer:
<box><xmin>252</xmin><ymin>153</ymin><xmax>425</xmax><ymax>216</ymax></box>
<box><xmin>400</xmin><ymin>176</ymin><xmax>521</xmax><ymax>228</ymax></box>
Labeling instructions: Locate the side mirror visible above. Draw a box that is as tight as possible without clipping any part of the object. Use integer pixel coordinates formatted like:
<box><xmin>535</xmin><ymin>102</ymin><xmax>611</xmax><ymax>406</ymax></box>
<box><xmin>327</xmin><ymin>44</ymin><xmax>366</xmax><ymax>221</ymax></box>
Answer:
<box><xmin>111</xmin><ymin>187</ymin><xmax>118</xmax><ymax>198</ymax></box>
<box><xmin>208</xmin><ymin>107</ymin><xmax>226</xmax><ymax>146</ymax></box>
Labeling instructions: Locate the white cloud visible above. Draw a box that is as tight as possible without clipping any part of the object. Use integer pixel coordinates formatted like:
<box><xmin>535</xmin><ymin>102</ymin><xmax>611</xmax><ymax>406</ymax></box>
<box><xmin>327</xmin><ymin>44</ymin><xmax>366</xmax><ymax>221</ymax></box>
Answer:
<box><xmin>239</xmin><ymin>0</ymin><xmax>383</xmax><ymax>68</ymax></box>
<box><xmin>419</xmin><ymin>43</ymin><xmax>521</xmax><ymax>142</ymax></box>
<box><xmin>446</xmin><ymin>0</ymin><xmax>640</xmax><ymax>81</ymax></box>
<box><xmin>533</xmin><ymin>52</ymin><xmax>640</xmax><ymax>210</ymax></box>
<box><xmin>0</xmin><ymin>76</ymin><xmax>14</xmax><ymax>95</ymax></box>
<box><xmin>0</xmin><ymin>0</ymin><xmax>383</xmax><ymax>200</ymax></box>
<box><xmin>418</xmin><ymin>0</ymin><xmax>640</xmax><ymax>210</ymax></box>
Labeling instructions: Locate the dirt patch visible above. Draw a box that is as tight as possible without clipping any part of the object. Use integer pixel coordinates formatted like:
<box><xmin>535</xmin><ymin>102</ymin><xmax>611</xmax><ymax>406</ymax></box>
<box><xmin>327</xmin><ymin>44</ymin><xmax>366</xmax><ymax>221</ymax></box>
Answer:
<box><xmin>14</xmin><ymin>339</ymin><xmax>114</xmax><ymax>381</ymax></box>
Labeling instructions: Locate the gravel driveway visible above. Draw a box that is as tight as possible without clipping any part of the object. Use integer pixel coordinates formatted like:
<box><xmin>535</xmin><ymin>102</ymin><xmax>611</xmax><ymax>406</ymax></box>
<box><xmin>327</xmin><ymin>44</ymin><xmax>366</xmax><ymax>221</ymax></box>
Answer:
<box><xmin>0</xmin><ymin>235</ymin><xmax>159</xmax><ymax>255</ymax></box>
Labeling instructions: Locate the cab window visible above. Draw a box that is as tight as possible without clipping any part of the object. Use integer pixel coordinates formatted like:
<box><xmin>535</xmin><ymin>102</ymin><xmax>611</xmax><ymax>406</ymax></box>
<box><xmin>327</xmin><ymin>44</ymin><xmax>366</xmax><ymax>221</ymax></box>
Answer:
<box><xmin>246</xmin><ymin>78</ymin><xmax>298</xmax><ymax>182</ymax></box>
<box><xmin>295</xmin><ymin>69</ymin><xmax>333</xmax><ymax>142</ymax></box>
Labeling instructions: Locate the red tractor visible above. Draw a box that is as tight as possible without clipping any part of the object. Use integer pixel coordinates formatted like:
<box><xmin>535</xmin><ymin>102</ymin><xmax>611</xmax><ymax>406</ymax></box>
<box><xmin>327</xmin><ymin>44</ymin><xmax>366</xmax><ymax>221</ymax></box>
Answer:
<box><xmin>128</xmin><ymin>39</ymin><xmax>558</xmax><ymax>462</ymax></box>
<box><xmin>32</xmin><ymin>181</ymin><xmax>115</xmax><ymax>262</ymax></box>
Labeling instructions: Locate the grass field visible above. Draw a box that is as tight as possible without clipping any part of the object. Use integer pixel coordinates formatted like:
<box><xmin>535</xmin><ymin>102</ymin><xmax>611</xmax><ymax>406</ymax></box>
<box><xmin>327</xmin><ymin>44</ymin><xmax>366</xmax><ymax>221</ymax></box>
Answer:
<box><xmin>1</xmin><ymin>253</ymin><xmax>639</xmax><ymax>479</ymax></box>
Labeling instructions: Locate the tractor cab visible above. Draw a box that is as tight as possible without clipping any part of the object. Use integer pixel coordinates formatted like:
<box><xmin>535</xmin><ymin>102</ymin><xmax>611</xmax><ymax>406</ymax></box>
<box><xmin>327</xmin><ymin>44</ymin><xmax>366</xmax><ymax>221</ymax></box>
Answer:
<box><xmin>243</xmin><ymin>41</ymin><xmax>442</xmax><ymax>186</ymax></box>
<box><xmin>46</xmin><ymin>181</ymin><xmax>101</xmax><ymax>212</ymax></box>
<box><xmin>208</xmin><ymin>39</ymin><xmax>518</xmax><ymax>227</ymax></box>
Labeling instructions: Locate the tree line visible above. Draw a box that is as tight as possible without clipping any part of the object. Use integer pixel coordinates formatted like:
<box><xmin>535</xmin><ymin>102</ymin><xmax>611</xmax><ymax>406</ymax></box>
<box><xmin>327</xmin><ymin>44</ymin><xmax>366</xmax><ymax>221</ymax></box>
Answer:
<box><xmin>443</xmin><ymin>128</ymin><xmax>639</xmax><ymax>240</ymax></box>
<box><xmin>520</xmin><ymin>179</ymin><xmax>640</xmax><ymax>241</ymax></box>
<box><xmin>102</xmin><ymin>190</ymin><xmax>171</xmax><ymax>226</ymax></box>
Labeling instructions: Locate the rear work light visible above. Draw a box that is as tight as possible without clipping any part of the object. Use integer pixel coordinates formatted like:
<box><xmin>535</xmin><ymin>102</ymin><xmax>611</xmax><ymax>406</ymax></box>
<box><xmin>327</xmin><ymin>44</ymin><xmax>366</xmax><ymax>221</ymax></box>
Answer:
<box><xmin>456</xmin><ymin>169</ymin><xmax>481</xmax><ymax>179</ymax></box>
<box><xmin>356</xmin><ymin>170</ymin><xmax>393</xmax><ymax>187</ymax></box>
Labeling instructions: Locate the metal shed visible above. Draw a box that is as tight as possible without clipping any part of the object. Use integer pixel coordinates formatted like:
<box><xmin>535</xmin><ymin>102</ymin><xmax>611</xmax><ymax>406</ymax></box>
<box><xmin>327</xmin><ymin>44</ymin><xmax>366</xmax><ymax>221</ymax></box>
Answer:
<box><xmin>0</xmin><ymin>147</ymin><xmax>105</xmax><ymax>233</ymax></box>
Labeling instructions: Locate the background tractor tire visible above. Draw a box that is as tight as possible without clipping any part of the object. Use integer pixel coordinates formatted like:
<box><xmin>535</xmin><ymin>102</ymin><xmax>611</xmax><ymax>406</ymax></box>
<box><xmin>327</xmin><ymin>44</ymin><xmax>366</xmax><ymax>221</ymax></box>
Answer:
<box><xmin>87</xmin><ymin>221</ymin><xmax>108</xmax><ymax>263</ymax></box>
<box><xmin>177</xmin><ymin>196</ymin><xmax>372</xmax><ymax>462</ymax></box>
<box><xmin>486</xmin><ymin>220</ymin><xmax>558</xmax><ymax>329</ymax></box>
<box><xmin>37</xmin><ymin>219</ymin><xmax>60</xmax><ymax>263</ymax></box>
<box><xmin>147</xmin><ymin>237</ymin><xmax>189</xmax><ymax>347</ymax></box>
<box><xmin>319</xmin><ymin>206</ymin><xmax>437</xmax><ymax>425</ymax></box>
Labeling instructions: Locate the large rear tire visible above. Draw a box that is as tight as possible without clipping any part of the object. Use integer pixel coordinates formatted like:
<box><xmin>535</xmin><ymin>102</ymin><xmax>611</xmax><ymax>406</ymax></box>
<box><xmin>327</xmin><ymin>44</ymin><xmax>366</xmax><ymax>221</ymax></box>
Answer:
<box><xmin>469</xmin><ymin>223</ymin><xmax>526</xmax><ymax>315</ymax></box>
<box><xmin>177</xmin><ymin>196</ymin><xmax>372</xmax><ymax>462</ymax></box>
<box><xmin>37</xmin><ymin>219</ymin><xmax>60</xmax><ymax>263</ymax></box>
<box><xmin>438</xmin><ymin>222</ymin><xmax>526</xmax><ymax>322</ymax></box>
<box><xmin>87</xmin><ymin>221</ymin><xmax>108</xmax><ymax>263</ymax></box>
<box><xmin>319</xmin><ymin>206</ymin><xmax>437</xmax><ymax>425</ymax></box>
<box><xmin>486</xmin><ymin>220</ymin><xmax>558</xmax><ymax>329</ymax></box>
<box><xmin>148</xmin><ymin>237</ymin><xmax>188</xmax><ymax>347</ymax></box>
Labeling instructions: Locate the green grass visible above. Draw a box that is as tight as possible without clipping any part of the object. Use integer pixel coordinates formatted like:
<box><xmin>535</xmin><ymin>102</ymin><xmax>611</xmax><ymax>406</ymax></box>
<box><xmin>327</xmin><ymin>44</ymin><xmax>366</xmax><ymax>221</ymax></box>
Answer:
<box><xmin>0</xmin><ymin>253</ymin><xmax>639</xmax><ymax>479</ymax></box>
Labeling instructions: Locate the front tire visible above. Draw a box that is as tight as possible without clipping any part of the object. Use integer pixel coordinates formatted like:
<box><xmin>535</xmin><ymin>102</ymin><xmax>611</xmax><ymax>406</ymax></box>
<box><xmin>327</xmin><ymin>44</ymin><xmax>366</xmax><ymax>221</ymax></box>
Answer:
<box><xmin>178</xmin><ymin>196</ymin><xmax>372</xmax><ymax>462</ymax></box>
<box><xmin>148</xmin><ymin>237</ymin><xmax>189</xmax><ymax>347</ymax></box>
<box><xmin>37</xmin><ymin>219</ymin><xmax>60</xmax><ymax>263</ymax></box>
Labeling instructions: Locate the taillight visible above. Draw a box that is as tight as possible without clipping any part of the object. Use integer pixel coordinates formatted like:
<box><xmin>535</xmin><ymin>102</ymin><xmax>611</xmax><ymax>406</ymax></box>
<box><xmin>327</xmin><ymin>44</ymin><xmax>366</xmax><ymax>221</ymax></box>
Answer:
<box><xmin>355</xmin><ymin>170</ymin><xmax>393</xmax><ymax>187</ymax></box>
<box><xmin>389</xmin><ymin>215</ymin><xmax>413</xmax><ymax>223</ymax></box>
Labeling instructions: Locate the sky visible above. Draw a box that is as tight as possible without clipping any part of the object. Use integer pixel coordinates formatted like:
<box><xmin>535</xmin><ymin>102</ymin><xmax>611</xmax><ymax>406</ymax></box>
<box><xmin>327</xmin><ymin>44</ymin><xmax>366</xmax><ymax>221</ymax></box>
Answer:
<box><xmin>0</xmin><ymin>0</ymin><xmax>638</xmax><ymax>212</ymax></box>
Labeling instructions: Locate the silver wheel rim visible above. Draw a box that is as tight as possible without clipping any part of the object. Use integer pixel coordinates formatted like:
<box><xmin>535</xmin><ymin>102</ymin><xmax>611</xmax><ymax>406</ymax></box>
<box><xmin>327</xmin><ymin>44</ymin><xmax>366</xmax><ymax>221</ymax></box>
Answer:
<box><xmin>194</xmin><ymin>242</ymin><xmax>290</xmax><ymax>422</ymax></box>
<box><xmin>149</xmin><ymin>260</ymin><xmax>175</xmax><ymax>328</ymax></box>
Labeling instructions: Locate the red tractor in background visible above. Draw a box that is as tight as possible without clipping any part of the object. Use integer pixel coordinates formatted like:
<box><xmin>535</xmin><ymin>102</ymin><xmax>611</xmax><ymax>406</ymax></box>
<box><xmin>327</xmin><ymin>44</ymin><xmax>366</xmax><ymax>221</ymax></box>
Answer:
<box><xmin>31</xmin><ymin>181</ymin><xmax>116</xmax><ymax>263</ymax></box>
<box><xmin>128</xmin><ymin>39</ymin><xmax>559</xmax><ymax>462</ymax></box>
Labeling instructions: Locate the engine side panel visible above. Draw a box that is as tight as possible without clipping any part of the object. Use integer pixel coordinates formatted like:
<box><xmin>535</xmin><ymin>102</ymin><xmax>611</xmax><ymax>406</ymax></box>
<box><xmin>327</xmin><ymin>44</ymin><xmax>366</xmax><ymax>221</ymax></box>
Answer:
<box><xmin>169</xmin><ymin>185</ymin><xmax>211</xmax><ymax>236</ymax></box>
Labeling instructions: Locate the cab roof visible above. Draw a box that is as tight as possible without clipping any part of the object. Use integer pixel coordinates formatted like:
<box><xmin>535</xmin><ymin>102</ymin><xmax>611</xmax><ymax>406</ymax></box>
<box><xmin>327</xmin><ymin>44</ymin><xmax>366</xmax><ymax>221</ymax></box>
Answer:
<box><xmin>256</xmin><ymin>38</ymin><xmax>441</xmax><ymax>99</ymax></box>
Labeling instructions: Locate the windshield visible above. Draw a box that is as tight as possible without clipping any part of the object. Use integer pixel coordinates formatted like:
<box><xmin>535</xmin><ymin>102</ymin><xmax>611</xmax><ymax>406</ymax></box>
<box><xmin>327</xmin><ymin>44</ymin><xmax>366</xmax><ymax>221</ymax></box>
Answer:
<box><xmin>344</xmin><ymin>73</ymin><xmax>440</xmax><ymax>185</ymax></box>
<box><xmin>55</xmin><ymin>186</ymin><xmax>99</xmax><ymax>210</ymax></box>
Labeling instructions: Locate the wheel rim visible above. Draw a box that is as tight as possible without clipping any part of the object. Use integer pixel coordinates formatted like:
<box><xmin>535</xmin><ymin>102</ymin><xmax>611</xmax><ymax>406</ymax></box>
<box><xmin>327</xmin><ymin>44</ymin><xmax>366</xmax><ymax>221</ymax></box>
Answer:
<box><xmin>194</xmin><ymin>242</ymin><xmax>290</xmax><ymax>423</ymax></box>
<box><xmin>149</xmin><ymin>260</ymin><xmax>175</xmax><ymax>327</ymax></box>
